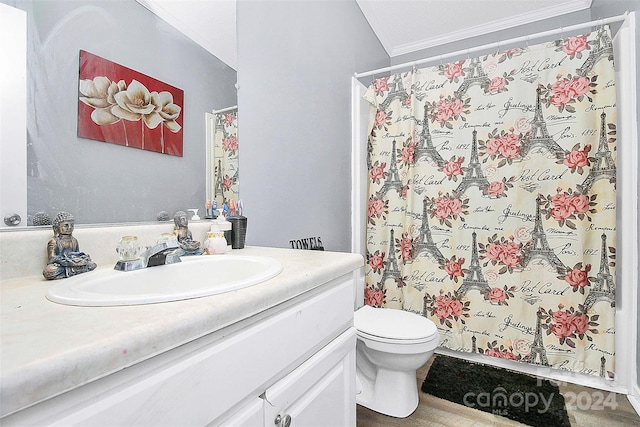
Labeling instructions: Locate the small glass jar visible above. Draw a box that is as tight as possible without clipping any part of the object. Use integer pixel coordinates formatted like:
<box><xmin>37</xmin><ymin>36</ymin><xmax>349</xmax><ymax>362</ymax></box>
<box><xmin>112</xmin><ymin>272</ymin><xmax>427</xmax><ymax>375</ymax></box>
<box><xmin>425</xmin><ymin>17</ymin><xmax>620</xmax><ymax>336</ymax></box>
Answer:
<box><xmin>116</xmin><ymin>235</ymin><xmax>143</xmax><ymax>261</ymax></box>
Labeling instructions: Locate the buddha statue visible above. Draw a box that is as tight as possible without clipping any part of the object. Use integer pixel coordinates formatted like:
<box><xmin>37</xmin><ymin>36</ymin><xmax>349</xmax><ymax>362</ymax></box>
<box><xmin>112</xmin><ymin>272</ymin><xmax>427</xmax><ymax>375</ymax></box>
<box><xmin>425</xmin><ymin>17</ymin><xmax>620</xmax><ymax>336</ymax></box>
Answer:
<box><xmin>173</xmin><ymin>210</ymin><xmax>204</xmax><ymax>256</ymax></box>
<box><xmin>43</xmin><ymin>211</ymin><xmax>97</xmax><ymax>280</ymax></box>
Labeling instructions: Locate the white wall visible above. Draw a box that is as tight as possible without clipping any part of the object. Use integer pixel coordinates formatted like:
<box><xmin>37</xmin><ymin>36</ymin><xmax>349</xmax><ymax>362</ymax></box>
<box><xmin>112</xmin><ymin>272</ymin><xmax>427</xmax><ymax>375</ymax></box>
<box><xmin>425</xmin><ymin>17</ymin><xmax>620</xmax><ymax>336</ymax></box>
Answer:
<box><xmin>0</xmin><ymin>4</ymin><xmax>27</xmax><ymax>227</ymax></box>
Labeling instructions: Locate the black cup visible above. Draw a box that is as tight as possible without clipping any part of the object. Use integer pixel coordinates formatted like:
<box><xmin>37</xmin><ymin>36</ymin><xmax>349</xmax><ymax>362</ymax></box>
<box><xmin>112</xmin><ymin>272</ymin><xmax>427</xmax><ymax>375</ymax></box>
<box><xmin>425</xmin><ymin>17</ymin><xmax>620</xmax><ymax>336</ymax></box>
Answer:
<box><xmin>229</xmin><ymin>216</ymin><xmax>247</xmax><ymax>249</ymax></box>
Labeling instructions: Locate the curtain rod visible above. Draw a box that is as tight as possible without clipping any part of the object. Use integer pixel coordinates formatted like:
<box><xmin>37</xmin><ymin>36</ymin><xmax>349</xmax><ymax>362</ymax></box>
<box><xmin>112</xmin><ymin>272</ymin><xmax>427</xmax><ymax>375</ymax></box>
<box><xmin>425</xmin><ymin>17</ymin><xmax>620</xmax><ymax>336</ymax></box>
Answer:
<box><xmin>212</xmin><ymin>105</ymin><xmax>238</xmax><ymax>114</ymax></box>
<box><xmin>354</xmin><ymin>11</ymin><xmax>629</xmax><ymax>79</ymax></box>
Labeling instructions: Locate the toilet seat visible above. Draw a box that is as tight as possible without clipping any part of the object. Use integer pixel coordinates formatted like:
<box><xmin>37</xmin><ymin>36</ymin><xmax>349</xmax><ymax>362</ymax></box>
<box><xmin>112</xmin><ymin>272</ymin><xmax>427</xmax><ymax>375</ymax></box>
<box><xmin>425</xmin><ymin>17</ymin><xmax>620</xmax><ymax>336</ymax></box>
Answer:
<box><xmin>357</xmin><ymin>329</ymin><xmax>437</xmax><ymax>345</ymax></box>
<box><xmin>354</xmin><ymin>305</ymin><xmax>438</xmax><ymax>344</ymax></box>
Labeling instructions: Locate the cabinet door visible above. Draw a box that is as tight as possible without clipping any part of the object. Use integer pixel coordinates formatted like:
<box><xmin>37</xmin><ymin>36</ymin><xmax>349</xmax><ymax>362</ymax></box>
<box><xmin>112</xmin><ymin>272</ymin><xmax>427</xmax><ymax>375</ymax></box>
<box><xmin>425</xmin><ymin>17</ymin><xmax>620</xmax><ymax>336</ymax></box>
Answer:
<box><xmin>215</xmin><ymin>397</ymin><xmax>263</xmax><ymax>427</ymax></box>
<box><xmin>263</xmin><ymin>328</ymin><xmax>356</xmax><ymax>427</ymax></box>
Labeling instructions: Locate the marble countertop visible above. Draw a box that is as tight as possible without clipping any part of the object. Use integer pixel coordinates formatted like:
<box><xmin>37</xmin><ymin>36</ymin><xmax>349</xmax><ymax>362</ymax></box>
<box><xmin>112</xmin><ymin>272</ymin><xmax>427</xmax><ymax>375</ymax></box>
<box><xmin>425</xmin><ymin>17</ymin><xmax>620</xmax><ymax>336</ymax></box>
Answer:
<box><xmin>0</xmin><ymin>246</ymin><xmax>363</xmax><ymax>417</ymax></box>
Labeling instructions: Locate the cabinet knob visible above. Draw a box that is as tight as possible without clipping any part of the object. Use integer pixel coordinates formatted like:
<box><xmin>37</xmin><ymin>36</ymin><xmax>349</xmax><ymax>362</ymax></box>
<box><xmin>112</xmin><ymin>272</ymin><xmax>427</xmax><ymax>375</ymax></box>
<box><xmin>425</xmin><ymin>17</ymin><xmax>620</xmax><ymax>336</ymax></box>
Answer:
<box><xmin>274</xmin><ymin>413</ymin><xmax>292</xmax><ymax>427</ymax></box>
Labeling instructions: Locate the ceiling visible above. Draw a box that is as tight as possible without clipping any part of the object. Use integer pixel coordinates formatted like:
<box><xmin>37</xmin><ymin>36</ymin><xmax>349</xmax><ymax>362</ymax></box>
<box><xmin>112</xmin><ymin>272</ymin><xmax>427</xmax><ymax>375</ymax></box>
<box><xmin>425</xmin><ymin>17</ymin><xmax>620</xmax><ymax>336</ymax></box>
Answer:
<box><xmin>136</xmin><ymin>0</ymin><xmax>238</xmax><ymax>70</ymax></box>
<box><xmin>137</xmin><ymin>0</ymin><xmax>594</xmax><ymax>71</ymax></box>
<box><xmin>356</xmin><ymin>0</ymin><xmax>593</xmax><ymax>57</ymax></box>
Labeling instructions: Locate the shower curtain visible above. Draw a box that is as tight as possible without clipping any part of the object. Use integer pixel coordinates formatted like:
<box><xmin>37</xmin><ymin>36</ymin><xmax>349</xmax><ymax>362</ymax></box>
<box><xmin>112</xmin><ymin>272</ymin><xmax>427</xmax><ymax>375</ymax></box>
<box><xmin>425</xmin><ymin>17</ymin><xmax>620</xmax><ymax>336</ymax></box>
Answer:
<box><xmin>213</xmin><ymin>108</ymin><xmax>239</xmax><ymax>210</ymax></box>
<box><xmin>364</xmin><ymin>27</ymin><xmax>617</xmax><ymax>378</ymax></box>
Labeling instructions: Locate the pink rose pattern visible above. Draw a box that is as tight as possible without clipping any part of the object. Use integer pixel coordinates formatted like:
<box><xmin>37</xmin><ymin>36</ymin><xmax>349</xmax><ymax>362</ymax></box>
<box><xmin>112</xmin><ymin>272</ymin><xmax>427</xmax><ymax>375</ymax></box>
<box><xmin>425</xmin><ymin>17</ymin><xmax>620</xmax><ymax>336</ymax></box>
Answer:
<box><xmin>222</xmin><ymin>136</ymin><xmax>238</xmax><ymax>154</ymax></box>
<box><xmin>478</xmin><ymin>234</ymin><xmax>524</xmax><ymax>274</ymax></box>
<box><xmin>496</xmin><ymin>47</ymin><xmax>524</xmax><ymax>64</ymax></box>
<box><xmin>372</xmin><ymin>110</ymin><xmax>393</xmax><ymax>131</ymax></box>
<box><xmin>483</xmin><ymin>176</ymin><xmax>514</xmax><ymax>198</ymax></box>
<box><xmin>558</xmin><ymin>35</ymin><xmax>590</xmax><ymax>59</ymax></box>
<box><xmin>440</xmin><ymin>255</ymin><xmax>465</xmax><ymax>283</ymax></box>
<box><xmin>425</xmin><ymin>192</ymin><xmax>469</xmax><ymax>227</ymax></box>
<box><xmin>424</xmin><ymin>290</ymin><xmax>470</xmax><ymax>328</ymax></box>
<box><xmin>397</xmin><ymin>232</ymin><xmax>415</xmax><ymax>263</ymax></box>
<box><xmin>372</xmin><ymin>77</ymin><xmax>389</xmax><ymax>94</ymax></box>
<box><xmin>364</xmin><ymin>29</ymin><xmax>616</xmax><ymax>377</ymax></box>
<box><xmin>367</xmin><ymin>195</ymin><xmax>388</xmax><ymax>226</ymax></box>
<box><xmin>483</xmin><ymin>69</ymin><xmax>515</xmax><ymax>94</ymax></box>
<box><xmin>479</xmin><ymin>127</ymin><xmax>526</xmax><ymax>166</ymax></box>
<box><xmin>480</xmin><ymin>341</ymin><xmax>521</xmax><ymax>361</ymax></box>
<box><xmin>482</xmin><ymin>285</ymin><xmax>516</xmax><ymax>306</ymax></box>
<box><xmin>441</xmin><ymin>60</ymin><xmax>465</xmax><ymax>82</ymax></box>
<box><xmin>540</xmin><ymin>305</ymin><xmax>599</xmax><ymax>348</ymax></box>
<box><xmin>560</xmin><ymin>143</ymin><xmax>594</xmax><ymax>174</ymax></box>
<box><xmin>367</xmin><ymin>250</ymin><xmax>385</xmax><ymax>274</ymax></box>
<box><xmin>562</xmin><ymin>262</ymin><xmax>592</xmax><ymax>294</ymax></box>
<box><xmin>428</xmin><ymin>94</ymin><xmax>471</xmax><ymax>129</ymax></box>
<box><xmin>399</xmin><ymin>137</ymin><xmax>416</xmax><ymax>167</ymax></box>
<box><xmin>364</xmin><ymin>286</ymin><xmax>385</xmax><ymax>307</ymax></box>
<box><xmin>440</xmin><ymin>156</ymin><xmax>465</xmax><ymax>181</ymax></box>
<box><xmin>540</xmin><ymin>188</ymin><xmax>597</xmax><ymax>229</ymax></box>
<box><xmin>369</xmin><ymin>160</ymin><xmax>386</xmax><ymax>184</ymax></box>
<box><xmin>539</xmin><ymin>74</ymin><xmax>597</xmax><ymax>113</ymax></box>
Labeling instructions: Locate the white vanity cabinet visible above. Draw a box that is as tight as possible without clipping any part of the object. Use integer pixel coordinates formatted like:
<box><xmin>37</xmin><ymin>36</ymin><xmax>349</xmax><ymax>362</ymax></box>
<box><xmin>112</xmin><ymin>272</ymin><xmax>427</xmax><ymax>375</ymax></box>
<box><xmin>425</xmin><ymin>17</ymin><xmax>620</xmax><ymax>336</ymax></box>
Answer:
<box><xmin>1</xmin><ymin>274</ymin><xmax>357</xmax><ymax>427</ymax></box>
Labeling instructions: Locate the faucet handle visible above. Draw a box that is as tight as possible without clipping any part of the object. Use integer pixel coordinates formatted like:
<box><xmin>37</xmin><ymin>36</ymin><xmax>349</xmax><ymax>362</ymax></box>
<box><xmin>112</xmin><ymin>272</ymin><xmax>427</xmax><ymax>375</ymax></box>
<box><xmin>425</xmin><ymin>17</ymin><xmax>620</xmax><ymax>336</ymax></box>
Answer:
<box><xmin>157</xmin><ymin>233</ymin><xmax>178</xmax><ymax>245</ymax></box>
<box><xmin>116</xmin><ymin>236</ymin><xmax>143</xmax><ymax>261</ymax></box>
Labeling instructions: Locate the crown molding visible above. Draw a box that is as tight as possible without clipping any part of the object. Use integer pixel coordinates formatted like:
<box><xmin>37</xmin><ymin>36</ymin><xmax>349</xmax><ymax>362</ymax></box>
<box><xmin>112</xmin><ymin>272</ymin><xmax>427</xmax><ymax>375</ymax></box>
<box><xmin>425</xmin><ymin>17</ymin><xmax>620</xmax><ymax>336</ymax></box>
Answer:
<box><xmin>359</xmin><ymin>0</ymin><xmax>593</xmax><ymax>58</ymax></box>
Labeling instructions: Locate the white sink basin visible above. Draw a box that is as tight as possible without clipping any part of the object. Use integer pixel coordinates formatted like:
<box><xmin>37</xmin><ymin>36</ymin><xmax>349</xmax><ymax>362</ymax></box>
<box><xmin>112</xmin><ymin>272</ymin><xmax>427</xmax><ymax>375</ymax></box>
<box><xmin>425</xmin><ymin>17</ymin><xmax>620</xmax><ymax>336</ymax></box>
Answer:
<box><xmin>46</xmin><ymin>255</ymin><xmax>283</xmax><ymax>307</ymax></box>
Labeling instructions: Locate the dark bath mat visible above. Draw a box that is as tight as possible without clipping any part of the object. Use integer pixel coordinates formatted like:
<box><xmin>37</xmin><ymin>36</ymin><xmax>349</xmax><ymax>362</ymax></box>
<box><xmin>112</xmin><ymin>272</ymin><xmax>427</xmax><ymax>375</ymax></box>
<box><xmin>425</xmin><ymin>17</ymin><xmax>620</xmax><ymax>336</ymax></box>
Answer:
<box><xmin>421</xmin><ymin>355</ymin><xmax>571</xmax><ymax>427</ymax></box>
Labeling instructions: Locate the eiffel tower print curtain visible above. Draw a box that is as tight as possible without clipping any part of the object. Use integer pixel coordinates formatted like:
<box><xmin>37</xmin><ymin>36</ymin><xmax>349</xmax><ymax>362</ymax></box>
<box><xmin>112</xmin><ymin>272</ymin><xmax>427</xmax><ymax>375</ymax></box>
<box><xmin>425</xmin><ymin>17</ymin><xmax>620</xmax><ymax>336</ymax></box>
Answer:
<box><xmin>363</xmin><ymin>27</ymin><xmax>617</xmax><ymax>378</ymax></box>
<box><xmin>213</xmin><ymin>109</ymin><xmax>239</xmax><ymax>210</ymax></box>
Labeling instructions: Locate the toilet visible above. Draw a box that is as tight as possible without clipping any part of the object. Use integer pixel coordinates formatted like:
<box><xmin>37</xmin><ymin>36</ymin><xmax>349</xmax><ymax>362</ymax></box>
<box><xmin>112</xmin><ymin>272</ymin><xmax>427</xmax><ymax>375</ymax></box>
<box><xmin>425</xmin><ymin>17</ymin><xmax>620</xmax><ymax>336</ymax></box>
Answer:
<box><xmin>354</xmin><ymin>304</ymin><xmax>439</xmax><ymax>418</ymax></box>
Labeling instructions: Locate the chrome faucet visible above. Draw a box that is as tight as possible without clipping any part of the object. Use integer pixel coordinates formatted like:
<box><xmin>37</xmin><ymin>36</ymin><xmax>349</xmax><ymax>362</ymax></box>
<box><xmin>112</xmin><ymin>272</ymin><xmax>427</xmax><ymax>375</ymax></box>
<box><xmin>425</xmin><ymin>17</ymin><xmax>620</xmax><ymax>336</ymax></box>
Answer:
<box><xmin>114</xmin><ymin>241</ymin><xmax>182</xmax><ymax>271</ymax></box>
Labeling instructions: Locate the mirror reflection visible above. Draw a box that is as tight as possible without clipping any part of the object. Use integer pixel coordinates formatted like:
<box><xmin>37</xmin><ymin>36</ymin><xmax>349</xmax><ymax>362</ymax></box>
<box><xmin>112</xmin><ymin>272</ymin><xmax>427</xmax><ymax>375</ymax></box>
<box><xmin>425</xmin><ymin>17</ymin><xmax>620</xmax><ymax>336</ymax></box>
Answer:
<box><xmin>207</xmin><ymin>107</ymin><xmax>239</xmax><ymax>218</ymax></box>
<box><xmin>1</xmin><ymin>0</ymin><xmax>237</xmax><ymax>227</ymax></box>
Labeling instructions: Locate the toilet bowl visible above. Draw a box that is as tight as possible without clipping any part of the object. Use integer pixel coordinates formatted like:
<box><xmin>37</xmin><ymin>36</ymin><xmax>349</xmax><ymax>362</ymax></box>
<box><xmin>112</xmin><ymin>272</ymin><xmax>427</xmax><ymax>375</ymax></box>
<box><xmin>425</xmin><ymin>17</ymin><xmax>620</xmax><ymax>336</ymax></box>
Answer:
<box><xmin>354</xmin><ymin>304</ymin><xmax>438</xmax><ymax>418</ymax></box>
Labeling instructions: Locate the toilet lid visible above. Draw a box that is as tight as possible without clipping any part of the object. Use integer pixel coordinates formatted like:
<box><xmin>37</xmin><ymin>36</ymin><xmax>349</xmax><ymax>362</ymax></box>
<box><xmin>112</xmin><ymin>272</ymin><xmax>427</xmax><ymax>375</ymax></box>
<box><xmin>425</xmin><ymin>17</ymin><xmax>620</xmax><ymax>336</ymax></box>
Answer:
<box><xmin>354</xmin><ymin>305</ymin><xmax>438</xmax><ymax>341</ymax></box>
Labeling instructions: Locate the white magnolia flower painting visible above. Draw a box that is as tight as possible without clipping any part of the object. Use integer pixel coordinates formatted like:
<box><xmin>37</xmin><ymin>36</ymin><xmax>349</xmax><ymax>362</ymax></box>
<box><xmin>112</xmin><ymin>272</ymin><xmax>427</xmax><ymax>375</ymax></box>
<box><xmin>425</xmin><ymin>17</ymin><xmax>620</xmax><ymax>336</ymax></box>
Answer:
<box><xmin>78</xmin><ymin>50</ymin><xmax>184</xmax><ymax>156</ymax></box>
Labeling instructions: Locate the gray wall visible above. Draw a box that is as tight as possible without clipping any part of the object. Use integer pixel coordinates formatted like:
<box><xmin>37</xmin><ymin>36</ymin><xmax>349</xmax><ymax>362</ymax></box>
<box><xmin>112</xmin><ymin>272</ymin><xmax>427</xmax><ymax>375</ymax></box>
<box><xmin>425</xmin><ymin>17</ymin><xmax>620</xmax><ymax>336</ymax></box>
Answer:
<box><xmin>4</xmin><ymin>0</ymin><xmax>237</xmax><ymax>224</ymax></box>
<box><xmin>237</xmin><ymin>0</ymin><xmax>388</xmax><ymax>252</ymax></box>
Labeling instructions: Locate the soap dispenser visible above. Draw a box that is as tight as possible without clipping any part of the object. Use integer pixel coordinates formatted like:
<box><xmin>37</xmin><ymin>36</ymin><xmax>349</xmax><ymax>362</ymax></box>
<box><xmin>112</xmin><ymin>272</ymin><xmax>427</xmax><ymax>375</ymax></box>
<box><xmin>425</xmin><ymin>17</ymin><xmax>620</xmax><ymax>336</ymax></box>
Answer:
<box><xmin>204</xmin><ymin>223</ymin><xmax>227</xmax><ymax>254</ymax></box>
<box><xmin>188</xmin><ymin>209</ymin><xmax>200</xmax><ymax>221</ymax></box>
<box><xmin>216</xmin><ymin>209</ymin><xmax>233</xmax><ymax>252</ymax></box>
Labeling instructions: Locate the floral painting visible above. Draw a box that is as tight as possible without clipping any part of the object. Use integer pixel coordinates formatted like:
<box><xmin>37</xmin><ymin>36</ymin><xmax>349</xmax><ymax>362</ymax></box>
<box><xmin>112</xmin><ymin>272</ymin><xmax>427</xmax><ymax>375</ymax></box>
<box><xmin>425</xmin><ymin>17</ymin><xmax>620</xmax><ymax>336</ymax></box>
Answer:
<box><xmin>78</xmin><ymin>50</ymin><xmax>183</xmax><ymax>156</ymax></box>
<box><xmin>364</xmin><ymin>27</ymin><xmax>617</xmax><ymax>379</ymax></box>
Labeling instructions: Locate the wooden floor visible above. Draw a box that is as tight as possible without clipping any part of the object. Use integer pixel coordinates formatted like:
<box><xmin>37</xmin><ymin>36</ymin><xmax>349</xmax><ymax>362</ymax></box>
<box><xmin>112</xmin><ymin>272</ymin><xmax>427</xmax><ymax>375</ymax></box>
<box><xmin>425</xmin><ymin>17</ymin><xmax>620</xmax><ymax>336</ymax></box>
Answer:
<box><xmin>356</xmin><ymin>356</ymin><xmax>640</xmax><ymax>427</ymax></box>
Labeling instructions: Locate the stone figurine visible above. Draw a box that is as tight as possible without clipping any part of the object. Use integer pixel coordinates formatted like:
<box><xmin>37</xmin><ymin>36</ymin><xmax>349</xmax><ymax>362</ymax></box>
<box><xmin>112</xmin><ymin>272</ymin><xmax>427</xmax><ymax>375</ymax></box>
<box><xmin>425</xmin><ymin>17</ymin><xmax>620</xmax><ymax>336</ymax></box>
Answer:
<box><xmin>43</xmin><ymin>211</ymin><xmax>97</xmax><ymax>280</ymax></box>
<box><xmin>173</xmin><ymin>210</ymin><xmax>204</xmax><ymax>256</ymax></box>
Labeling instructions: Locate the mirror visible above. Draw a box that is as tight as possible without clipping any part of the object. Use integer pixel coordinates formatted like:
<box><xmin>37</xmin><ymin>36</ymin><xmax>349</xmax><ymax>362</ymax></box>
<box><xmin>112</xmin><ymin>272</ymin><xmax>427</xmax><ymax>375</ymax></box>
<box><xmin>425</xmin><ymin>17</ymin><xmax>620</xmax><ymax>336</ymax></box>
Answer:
<box><xmin>1</xmin><ymin>0</ymin><xmax>237</xmax><ymax>227</ymax></box>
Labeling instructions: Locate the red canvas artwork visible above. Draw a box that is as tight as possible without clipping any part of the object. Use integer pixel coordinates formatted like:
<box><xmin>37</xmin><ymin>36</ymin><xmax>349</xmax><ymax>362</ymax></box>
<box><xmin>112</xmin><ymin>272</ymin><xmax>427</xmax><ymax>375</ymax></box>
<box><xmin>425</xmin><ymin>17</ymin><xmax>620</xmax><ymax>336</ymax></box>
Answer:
<box><xmin>78</xmin><ymin>50</ymin><xmax>184</xmax><ymax>156</ymax></box>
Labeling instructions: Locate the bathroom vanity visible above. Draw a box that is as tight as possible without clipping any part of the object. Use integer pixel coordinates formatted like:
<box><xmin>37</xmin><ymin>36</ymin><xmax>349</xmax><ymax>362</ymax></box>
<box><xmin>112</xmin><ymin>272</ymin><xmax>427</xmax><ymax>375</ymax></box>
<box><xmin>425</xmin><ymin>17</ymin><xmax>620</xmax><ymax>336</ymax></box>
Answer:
<box><xmin>0</xmin><ymin>231</ymin><xmax>363</xmax><ymax>426</ymax></box>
